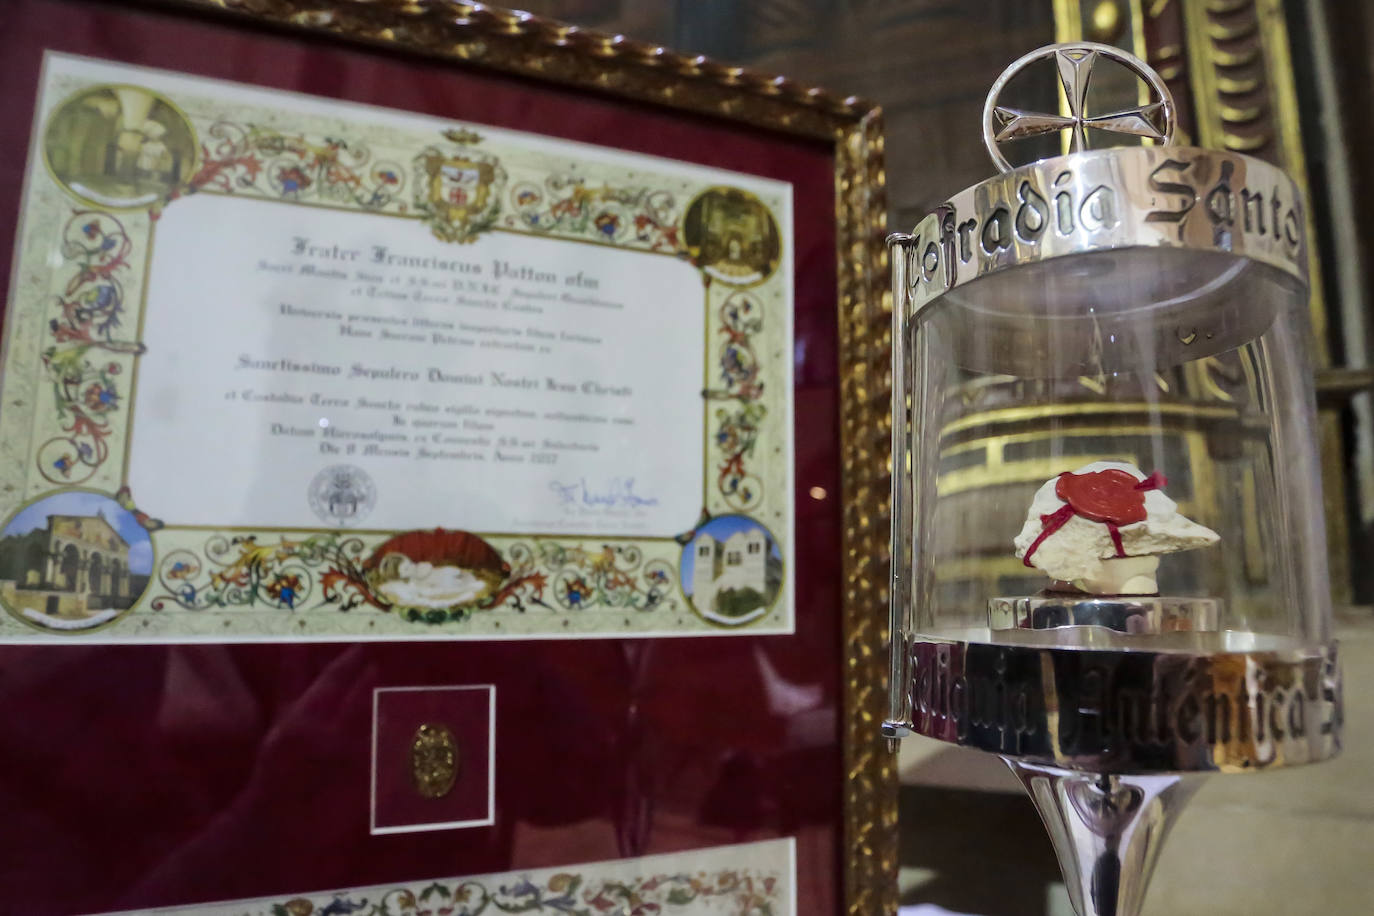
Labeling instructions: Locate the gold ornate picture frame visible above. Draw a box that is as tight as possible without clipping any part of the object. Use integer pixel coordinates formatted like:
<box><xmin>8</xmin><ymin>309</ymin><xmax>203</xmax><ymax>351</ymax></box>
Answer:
<box><xmin>0</xmin><ymin>0</ymin><xmax>895</xmax><ymax>912</ymax></box>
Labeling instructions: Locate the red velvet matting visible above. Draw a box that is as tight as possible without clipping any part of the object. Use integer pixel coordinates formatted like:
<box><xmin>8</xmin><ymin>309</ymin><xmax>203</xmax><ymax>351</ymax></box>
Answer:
<box><xmin>0</xmin><ymin>2</ymin><xmax>844</xmax><ymax>912</ymax></box>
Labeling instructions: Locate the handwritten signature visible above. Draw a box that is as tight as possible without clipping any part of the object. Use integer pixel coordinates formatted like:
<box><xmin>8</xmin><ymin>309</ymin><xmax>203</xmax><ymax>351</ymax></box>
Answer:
<box><xmin>550</xmin><ymin>477</ymin><xmax>659</xmax><ymax>509</ymax></box>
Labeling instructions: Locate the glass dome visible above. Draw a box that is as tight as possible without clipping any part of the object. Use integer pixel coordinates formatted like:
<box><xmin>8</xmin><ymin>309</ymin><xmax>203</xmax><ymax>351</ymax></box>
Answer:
<box><xmin>886</xmin><ymin>144</ymin><xmax>1343</xmax><ymax>774</ymax></box>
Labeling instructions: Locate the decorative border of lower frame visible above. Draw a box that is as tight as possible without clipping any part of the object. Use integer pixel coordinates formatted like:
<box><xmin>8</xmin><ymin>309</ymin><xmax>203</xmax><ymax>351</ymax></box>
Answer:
<box><xmin>91</xmin><ymin>836</ymin><xmax>796</xmax><ymax>916</ymax></box>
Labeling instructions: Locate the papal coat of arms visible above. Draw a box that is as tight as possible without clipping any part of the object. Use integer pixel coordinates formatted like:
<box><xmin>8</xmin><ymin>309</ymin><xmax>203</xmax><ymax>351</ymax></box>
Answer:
<box><xmin>307</xmin><ymin>464</ymin><xmax>376</xmax><ymax>527</ymax></box>
<box><xmin>413</xmin><ymin>129</ymin><xmax>505</xmax><ymax>244</ymax></box>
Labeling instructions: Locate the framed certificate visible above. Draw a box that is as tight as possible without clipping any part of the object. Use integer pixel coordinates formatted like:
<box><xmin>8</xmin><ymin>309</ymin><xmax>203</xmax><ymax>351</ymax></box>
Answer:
<box><xmin>0</xmin><ymin>1</ymin><xmax>892</xmax><ymax>913</ymax></box>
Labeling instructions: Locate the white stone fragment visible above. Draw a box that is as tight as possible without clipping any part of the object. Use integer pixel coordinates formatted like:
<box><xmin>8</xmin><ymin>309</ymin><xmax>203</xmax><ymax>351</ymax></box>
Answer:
<box><xmin>1073</xmin><ymin>555</ymin><xmax>1160</xmax><ymax>596</ymax></box>
<box><xmin>1013</xmin><ymin>460</ymin><xmax>1219</xmax><ymax>592</ymax></box>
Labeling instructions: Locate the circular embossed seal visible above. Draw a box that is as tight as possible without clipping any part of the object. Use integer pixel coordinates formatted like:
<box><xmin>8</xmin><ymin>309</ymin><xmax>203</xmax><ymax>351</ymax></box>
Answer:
<box><xmin>410</xmin><ymin>723</ymin><xmax>460</xmax><ymax>799</ymax></box>
<box><xmin>307</xmin><ymin>465</ymin><xmax>375</xmax><ymax>527</ymax></box>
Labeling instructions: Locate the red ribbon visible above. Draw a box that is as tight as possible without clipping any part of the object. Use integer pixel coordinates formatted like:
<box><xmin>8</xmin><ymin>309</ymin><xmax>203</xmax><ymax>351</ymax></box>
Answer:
<box><xmin>1021</xmin><ymin>503</ymin><xmax>1075</xmax><ymax>568</ymax></box>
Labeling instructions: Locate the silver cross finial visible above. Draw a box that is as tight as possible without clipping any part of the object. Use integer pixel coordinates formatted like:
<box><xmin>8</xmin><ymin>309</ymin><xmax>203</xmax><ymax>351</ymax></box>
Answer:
<box><xmin>981</xmin><ymin>42</ymin><xmax>1176</xmax><ymax>173</ymax></box>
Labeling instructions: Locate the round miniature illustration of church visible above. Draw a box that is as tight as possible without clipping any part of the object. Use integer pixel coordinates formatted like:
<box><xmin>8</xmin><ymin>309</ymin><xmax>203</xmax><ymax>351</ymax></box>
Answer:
<box><xmin>682</xmin><ymin>187</ymin><xmax>781</xmax><ymax>288</ymax></box>
<box><xmin>680</xmin><ymin>514</ymin><xmax>783</xmax><ymax>627</ymax></box>
<box><xmin>43</xmin><ymin>83</ymin><xmax>198</xmax><ymax>210</ymax></box>
<box><xmin>0</xmin><ymin>489</ymin><xmax>153</xmax><ymax>633</ymax></box>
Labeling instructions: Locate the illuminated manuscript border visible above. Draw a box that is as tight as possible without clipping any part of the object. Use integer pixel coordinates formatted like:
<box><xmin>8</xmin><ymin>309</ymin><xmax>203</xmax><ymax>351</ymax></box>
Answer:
<box><xmin>92</xmin><ymin>837</ymin><xmax>796</xmax><ymax>916</ymax></box>
<box><xmin>0</xmin><ymin>53</ymin><xmax>794</xmax><ymax>642</ymax></box>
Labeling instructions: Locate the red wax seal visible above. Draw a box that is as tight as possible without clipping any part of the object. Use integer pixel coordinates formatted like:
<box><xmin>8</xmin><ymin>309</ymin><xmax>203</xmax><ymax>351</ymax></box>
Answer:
<box><xmin>1055</xmin><ymin>468</ymin><xmax>1149</xmax><ymax>526</ymax></box>
<box><xmin>1022</xmin><ymin>468</ymin><xmax>1167</xmax><ymax>567</ymax></box>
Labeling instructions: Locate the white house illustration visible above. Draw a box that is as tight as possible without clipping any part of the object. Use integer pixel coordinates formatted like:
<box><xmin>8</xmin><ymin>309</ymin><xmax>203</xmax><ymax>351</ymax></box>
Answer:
<box><xmin>690</xmin><ymin>527</ymin><xmax>770</xmax><ymax>613</ymax></box>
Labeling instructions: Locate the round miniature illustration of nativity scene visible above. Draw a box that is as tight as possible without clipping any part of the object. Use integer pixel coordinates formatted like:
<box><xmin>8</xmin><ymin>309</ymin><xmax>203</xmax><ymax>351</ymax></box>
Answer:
<box><xmin>363</xmin><ymin>528</ymin><xmax>511</xmax><ymax>623</ymax></box>
<box><xmin>43</xmin><ymin>83</ymin><xmax>197</xmax><ymax>209</ymax></box>
<box><xmin>0</xmin><ymin>489</ymin><xmax>153</xmax><ymax>632</ymax></box>
<box><xmin>680</xmin><ymin>514</ymin><xmax>783</xmax><ymax>627</ymax></box>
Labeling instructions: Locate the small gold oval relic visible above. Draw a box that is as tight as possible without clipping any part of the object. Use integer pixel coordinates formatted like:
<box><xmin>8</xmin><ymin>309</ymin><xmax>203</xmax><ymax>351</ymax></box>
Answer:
<box><xmin>409</xmin><ymin>722</ymin><xmax>460</xmax><ymax>799</ymax></box>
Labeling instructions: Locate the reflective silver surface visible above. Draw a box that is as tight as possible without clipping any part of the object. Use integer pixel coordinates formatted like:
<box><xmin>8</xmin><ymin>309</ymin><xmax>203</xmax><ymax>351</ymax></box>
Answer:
<box><xmin>888</xmin><ymin>637</ymin><xmax>1342</xmax><ymax>773</ymax></box>
<box><xmin>983</xmin><ymin>42</ymin><xmax>1175</xmax><ymax>173</ymax></box>
<box><xmin>987</xmin><ymin>595</ymin><xmax>1222</xmax><ymax>635</ymax></box>
<box><xmin>1006</xmin><ymin>761</ymin><xmax>1199</xmax><ymax>916</ymax></box>
<box><xmin>894</xmin><ymin>145</ymin><xmax>1307</xmax><ymax>324</ymax></box>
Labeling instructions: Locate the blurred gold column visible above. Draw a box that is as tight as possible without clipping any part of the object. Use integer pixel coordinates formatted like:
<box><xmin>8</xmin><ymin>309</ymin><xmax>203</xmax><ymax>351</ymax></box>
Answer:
<box><xmin>1053</xmin><ymin>0</ymin><xmax>1354</xmax><ymax>603</ymax></box>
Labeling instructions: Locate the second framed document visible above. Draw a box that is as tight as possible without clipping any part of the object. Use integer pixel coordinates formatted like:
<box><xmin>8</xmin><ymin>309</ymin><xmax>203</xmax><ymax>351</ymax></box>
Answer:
<box><xmin>0</xmin><ymin>0</ymin><xmax>892</xmax><ymax>913</ymax></box>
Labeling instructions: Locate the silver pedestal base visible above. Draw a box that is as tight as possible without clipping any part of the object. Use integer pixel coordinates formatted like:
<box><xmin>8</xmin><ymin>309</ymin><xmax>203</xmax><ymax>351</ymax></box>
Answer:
<box><xmin>1004</xmin><ymin>759</ymin><xmax>1201</xmax><ymax>916</ymax></box>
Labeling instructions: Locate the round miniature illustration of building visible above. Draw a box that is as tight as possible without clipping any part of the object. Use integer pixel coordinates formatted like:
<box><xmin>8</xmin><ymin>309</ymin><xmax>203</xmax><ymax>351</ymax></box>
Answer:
<box><xmin>43</xmin><ymin>84</ymin><xmax>197</xmax><ymax>209</ymax></box>
<box><xmin>0</xmin><ymin>490</ymin><xmax>154</xmax><ymax>632</ymax></box>
<box><xmin>680</xmin><ymin>514</ymin><xmax>783</xmax><ymax>627</ymax></box>
<box><xmin>682</xmin><ymin>187</ymin><xmax>782</xmax><ymax>287</ymax></box>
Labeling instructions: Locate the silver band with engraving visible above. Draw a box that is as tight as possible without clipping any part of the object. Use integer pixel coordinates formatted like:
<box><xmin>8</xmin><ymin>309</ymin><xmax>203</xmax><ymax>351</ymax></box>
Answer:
<box><xmin>886</xmin><ymin>637</ymin><xmax>1343</xmax><ymax>774</ymax></box>
<box><xmin>891</xmin><ymin>146</ymin><xmax>1308</xmax><ymax>317</ymax></box>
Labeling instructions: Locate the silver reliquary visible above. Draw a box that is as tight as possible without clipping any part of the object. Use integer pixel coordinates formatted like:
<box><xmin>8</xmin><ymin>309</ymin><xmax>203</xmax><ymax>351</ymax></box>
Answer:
<box><xmin>885</xmin><ymin>42</ymin><xmax>1343</xmax><ymax>916</ymax></box>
